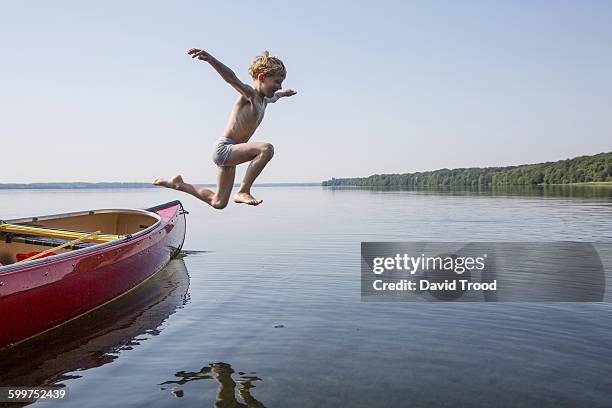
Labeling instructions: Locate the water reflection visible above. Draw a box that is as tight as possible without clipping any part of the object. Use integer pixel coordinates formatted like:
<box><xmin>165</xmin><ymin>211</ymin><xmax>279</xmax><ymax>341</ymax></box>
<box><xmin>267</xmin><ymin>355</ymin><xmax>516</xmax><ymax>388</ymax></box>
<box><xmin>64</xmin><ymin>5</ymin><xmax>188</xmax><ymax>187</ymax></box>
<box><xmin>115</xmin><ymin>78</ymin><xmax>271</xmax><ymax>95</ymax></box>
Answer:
<box><xmin>160</xmin><ymin>362</ymin><xmax>266</xmax><ymax>407</ymax></box>
<box><xmin>324</xmin><ymin>184</ymin><xmax>612</xmax><ymax>199</ymax></box>
<box><xmin>0</xmin><ymin>258</ymin><xmax>190</xmax><ymax>387</ymax></box>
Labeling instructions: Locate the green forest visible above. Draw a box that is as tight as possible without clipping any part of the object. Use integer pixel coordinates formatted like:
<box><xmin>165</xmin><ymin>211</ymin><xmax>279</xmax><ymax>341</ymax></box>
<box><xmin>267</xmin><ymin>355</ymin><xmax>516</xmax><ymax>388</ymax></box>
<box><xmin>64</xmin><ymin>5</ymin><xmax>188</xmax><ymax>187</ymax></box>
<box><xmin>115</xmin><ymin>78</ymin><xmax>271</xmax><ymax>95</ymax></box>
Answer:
<box><xmin>322</xmin><ymin>152</ymin><xmax>612</xmax><ymax>187</ymax></box>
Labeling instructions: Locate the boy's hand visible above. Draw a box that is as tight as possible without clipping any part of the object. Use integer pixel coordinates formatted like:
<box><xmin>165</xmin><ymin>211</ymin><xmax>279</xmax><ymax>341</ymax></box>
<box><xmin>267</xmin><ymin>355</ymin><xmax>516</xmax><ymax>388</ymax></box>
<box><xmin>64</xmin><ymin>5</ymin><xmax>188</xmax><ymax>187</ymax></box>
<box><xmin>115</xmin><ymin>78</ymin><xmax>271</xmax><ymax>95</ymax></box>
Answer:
<box><xmin>282</xmin><ymin>89</ymin><xmax>297</xmax><ymax>97</ymax></box>
<box><xmin>187</xmin><ymin>48</ymin><xmax>212</xmax><ymax>61</ymax></box>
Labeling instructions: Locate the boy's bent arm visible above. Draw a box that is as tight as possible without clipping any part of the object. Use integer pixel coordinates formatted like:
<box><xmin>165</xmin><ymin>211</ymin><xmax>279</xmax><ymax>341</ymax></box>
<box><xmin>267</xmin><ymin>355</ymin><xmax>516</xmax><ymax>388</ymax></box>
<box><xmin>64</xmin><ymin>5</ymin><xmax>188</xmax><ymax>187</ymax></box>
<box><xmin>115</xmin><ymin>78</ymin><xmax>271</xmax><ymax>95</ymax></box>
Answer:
<box><xmin>265</xmin><ymin>92</ymin><xmax>283</xmax><ymax>103</ymax></box>
<box><xmin>188</xmin><ymin>48</ymin><xmax>255</xmax><ymax>100</ymax></box>
<box><xmin>266</xmin><ymin>89</ymin><xmax>297</xmax><ymax>103</ymax></box>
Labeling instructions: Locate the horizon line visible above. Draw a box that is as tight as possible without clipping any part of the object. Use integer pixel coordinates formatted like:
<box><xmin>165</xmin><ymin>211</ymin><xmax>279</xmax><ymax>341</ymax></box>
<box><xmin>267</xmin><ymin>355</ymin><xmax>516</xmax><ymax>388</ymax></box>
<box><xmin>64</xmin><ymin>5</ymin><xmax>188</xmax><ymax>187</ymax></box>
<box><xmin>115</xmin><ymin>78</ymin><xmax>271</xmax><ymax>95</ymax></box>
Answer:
<box><xmin>0</xmin><ymin>181</ymin><xmax>322</xmax><ymax>189</ymax></box>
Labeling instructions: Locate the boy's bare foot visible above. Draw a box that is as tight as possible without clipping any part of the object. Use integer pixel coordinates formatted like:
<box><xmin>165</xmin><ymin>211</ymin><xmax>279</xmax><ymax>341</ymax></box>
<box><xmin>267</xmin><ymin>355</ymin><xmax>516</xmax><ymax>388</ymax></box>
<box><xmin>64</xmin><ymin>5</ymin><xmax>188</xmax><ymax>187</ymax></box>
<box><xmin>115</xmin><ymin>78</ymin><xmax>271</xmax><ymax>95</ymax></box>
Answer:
<box><xmin>153</xmin><ymin>175</ymin><xmax>185</xmax><ymax>191</ymax></box>
<box><xmin>233</xmin><ymin>192</ymin><xmax>263</xmax><ymax>206</ymax></box>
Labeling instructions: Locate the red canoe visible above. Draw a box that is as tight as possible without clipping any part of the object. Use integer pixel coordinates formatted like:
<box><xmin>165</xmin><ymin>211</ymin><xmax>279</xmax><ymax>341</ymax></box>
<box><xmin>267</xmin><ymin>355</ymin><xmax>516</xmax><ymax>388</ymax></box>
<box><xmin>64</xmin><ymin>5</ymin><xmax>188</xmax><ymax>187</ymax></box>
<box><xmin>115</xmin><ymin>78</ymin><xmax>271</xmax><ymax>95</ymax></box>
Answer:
<box><xmin>0</xmin><ymin>200</ymin><xmax>187</xmax><ymax>349</ymax></box>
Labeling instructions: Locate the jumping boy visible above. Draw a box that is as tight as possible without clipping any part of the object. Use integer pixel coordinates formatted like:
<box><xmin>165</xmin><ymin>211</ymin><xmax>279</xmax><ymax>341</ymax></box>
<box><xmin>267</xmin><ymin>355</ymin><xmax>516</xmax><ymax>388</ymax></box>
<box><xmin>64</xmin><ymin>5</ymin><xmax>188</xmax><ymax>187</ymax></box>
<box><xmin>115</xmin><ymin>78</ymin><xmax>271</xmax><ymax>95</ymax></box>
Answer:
<box><xmin>154</xmin><ymin>49</ymin><xmax>296</xmax><ymax>208</ymax></box>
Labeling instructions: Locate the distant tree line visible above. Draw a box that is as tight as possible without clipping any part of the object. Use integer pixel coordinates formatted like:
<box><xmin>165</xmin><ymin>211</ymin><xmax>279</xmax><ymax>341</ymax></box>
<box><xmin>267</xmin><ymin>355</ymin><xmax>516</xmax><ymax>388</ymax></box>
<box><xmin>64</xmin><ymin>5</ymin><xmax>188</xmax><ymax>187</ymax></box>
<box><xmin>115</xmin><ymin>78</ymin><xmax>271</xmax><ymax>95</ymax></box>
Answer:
<box><xmin>322</xmin><ymin>152</ymin><xmax>612</xmax><ymax>187</ymax></box>
<box><xmin>0</xmin><ymin>182</ymin><xmax>153</xmax><ymax>189</ymax></box>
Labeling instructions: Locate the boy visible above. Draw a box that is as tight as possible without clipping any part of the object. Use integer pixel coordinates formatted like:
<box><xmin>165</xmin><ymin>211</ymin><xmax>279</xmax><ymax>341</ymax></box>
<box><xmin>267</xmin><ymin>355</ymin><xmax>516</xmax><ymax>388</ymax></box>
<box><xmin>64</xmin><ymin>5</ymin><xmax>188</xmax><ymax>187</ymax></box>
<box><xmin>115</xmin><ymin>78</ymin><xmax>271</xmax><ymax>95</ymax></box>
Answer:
<box><xmin>154</xmin><ymin>49</ymin><xmax>296</xmax><ymax>208</ymax></box>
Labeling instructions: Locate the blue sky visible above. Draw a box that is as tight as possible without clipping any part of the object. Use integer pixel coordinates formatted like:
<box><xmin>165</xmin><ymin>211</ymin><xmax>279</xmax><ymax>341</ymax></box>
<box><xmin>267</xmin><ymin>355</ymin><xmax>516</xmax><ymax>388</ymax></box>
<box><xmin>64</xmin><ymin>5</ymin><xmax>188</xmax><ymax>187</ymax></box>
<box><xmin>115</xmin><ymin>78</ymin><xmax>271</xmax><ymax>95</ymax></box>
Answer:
<box><xmin>1</xmin><ymin>1</ymin><xmax>611</xmax><ymax>183</ymax></box>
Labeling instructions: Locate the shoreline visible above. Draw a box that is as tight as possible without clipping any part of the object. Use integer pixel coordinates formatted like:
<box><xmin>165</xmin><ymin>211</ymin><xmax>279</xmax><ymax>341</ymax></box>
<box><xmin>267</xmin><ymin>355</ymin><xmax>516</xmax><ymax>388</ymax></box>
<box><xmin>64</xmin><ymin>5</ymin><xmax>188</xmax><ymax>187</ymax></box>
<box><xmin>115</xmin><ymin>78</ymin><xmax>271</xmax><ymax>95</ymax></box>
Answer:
<box><xmin>322</xmin><ymin>181</ymin><xmax>612</xmax><ymax>188</ymax></box>
<box><xmin>543</xmin><ymin>181</ymin><xmax>612</xmax><ymax>186</ymax></box>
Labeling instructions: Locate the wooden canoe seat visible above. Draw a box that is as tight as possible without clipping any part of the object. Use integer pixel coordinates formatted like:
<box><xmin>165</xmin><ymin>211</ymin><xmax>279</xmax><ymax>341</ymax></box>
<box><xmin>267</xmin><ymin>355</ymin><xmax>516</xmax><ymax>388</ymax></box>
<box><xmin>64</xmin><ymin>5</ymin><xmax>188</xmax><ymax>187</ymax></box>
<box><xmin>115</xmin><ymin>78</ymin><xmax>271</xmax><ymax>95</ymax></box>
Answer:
<box><xmin>18</xmin><ymin>235</ymin><xmax>97</xmax><ymax>249</ymax></box>
<box><xmin>0</xmin><ymin>222</ymin><xmax>125</xmax><ymax>244</ymax></box>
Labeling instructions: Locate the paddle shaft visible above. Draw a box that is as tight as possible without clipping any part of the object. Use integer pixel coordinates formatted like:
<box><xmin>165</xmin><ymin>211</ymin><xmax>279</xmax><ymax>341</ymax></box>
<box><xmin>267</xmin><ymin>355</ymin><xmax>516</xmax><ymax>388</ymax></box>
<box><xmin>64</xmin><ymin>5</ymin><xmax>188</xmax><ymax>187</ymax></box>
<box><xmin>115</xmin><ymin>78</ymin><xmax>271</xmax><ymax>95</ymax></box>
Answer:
<box><xmin>18</xmin><ymin>230</ymin><xmax>102</xmax><ymax>263</ymax></box>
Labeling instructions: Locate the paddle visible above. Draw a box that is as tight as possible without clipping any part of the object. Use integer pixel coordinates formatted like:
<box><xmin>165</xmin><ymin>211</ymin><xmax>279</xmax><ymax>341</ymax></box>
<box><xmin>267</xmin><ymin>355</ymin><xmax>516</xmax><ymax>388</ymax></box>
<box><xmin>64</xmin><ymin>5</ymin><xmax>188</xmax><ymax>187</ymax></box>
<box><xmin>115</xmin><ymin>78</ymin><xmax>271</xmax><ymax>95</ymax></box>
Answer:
<box><xmin>18</xmin><ymin>230</ymin><xmax>102</xmax><ymax>263</ymax></box>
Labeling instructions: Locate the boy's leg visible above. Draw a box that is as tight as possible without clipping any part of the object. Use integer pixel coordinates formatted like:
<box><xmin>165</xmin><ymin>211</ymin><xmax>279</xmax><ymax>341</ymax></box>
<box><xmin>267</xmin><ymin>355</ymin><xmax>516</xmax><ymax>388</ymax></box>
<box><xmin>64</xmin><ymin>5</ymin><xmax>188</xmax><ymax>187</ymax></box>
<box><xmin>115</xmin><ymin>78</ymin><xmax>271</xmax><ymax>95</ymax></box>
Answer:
<box><xmin>211</xmin><ymin>166</ymin><xmax>236</xmax><ymax>209</ymax></box>
<box><xmin>223</xmin><ymin>142</ymin><xmax>274</xmax><ymax>205</ymax></box>
<box><xmin>153</xmin><ymin>167</ymin><xmax>235</xmax><ymax>209</ymax></box>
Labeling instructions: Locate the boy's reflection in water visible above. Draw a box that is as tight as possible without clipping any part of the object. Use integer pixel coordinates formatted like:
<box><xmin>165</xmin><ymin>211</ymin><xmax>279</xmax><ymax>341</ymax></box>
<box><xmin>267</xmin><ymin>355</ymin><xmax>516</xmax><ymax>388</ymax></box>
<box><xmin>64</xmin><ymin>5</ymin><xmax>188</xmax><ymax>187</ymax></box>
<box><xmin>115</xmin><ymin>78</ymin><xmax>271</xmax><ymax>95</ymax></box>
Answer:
<box><xmin>160</xmin><ymin>362</ymin><xmax>266</xmax><ymax>408</ymax></box>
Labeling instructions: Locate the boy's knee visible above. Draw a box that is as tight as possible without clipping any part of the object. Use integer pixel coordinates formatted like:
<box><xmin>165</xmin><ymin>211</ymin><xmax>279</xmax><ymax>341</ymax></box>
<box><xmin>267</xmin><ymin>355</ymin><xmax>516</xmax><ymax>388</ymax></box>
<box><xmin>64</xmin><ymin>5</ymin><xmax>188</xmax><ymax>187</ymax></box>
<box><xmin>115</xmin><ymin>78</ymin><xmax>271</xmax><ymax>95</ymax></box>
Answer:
<box><xmin>260</xmin><ymin>143</ymin><xmax>274</xmax><ymax>159</ymax></box>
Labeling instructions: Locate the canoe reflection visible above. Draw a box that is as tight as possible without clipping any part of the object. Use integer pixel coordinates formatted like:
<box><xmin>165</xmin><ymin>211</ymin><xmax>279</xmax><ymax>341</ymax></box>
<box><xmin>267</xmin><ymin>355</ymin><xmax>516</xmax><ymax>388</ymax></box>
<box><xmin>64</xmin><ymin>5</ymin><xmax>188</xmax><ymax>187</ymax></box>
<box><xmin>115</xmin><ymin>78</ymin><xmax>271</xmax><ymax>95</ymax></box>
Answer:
<box><xmin>0</xmin><ymin>258</ymin><xmax>190</xmax><ymax>387</ymax></box>
<box><xmin>160</xmin><ymin>362</ymin><xmax>266</xmax><ymax>408</ymax></box>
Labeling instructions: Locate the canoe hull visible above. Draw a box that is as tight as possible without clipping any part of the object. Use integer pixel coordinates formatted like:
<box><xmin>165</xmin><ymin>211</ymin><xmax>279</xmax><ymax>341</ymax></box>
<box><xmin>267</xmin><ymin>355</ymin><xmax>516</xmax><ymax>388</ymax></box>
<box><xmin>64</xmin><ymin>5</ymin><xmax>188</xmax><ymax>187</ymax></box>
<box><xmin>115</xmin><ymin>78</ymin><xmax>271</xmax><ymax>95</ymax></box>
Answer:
<box><xmin>0</xmin><ymin>200</ymin><xmax>186</xmax><ymax>349</ymax></box>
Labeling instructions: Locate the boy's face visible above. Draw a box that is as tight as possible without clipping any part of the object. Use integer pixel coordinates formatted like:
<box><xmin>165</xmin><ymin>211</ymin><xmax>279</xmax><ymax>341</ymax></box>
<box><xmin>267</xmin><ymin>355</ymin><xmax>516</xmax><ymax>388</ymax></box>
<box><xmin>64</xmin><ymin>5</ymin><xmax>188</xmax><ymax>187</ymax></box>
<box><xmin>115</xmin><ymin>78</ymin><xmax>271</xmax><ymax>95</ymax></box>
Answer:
<box><xmin>257</xmin><ymin>73</ymin><xmax>285</xmax><ymax>97</ymax></box>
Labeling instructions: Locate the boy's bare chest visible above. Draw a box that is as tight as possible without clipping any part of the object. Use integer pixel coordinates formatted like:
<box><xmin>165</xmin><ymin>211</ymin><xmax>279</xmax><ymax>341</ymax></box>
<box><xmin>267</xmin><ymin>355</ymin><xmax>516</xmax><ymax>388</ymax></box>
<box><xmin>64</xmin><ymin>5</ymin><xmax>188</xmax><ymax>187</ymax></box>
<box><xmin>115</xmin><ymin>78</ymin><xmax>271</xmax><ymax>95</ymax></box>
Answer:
<box><xmin>237</xmin><ymin>99</ymin><xmax>266</xmax><ymax>124</ymax></box>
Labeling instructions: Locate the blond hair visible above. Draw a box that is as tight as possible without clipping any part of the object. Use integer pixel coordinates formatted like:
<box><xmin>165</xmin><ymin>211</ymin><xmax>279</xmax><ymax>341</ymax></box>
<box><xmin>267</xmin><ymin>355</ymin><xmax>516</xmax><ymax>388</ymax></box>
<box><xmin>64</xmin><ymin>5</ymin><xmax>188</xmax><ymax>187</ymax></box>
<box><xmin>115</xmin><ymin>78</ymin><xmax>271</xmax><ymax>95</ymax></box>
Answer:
<box><xmin>248</xmin><ymin>51</ymin><xmax>286</xmax><ymax>79</ymax></box>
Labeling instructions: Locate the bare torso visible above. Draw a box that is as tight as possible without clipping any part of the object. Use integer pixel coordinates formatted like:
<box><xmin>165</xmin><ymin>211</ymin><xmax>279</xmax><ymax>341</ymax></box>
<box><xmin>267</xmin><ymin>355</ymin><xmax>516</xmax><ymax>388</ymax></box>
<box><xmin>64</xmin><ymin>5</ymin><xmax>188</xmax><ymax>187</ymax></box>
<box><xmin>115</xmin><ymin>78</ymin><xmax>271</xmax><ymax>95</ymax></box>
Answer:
<box><xmin>222</xmin><ymin>94</ymin><xmax>268</xmax><ymax>143</ymax></box>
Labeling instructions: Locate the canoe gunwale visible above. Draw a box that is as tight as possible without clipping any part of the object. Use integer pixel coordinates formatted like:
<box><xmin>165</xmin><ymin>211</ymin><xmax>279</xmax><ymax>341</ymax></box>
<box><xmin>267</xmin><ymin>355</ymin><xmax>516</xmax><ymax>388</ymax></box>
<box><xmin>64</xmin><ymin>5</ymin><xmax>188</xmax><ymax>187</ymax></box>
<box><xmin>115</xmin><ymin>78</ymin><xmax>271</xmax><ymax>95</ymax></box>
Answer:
<box><xmin>0</xmin><ymin>208</ymin><xmax>163</xmax><ymax>274</ymax></box>
<box><xmin>5</xmin><ymin>207</ymin><xmax>161</xmax><ymax>227</ymax></box>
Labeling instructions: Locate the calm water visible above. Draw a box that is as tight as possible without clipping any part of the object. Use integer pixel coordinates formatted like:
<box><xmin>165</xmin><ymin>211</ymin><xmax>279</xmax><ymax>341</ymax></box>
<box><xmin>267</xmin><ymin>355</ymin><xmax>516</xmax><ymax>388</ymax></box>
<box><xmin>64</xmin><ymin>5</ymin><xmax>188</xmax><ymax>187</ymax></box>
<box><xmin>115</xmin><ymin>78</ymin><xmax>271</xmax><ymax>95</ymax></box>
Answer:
<box><xmin>1</xmin><ymin>186</ymin><xmax>612</xmax><ymax>407</ymax></box>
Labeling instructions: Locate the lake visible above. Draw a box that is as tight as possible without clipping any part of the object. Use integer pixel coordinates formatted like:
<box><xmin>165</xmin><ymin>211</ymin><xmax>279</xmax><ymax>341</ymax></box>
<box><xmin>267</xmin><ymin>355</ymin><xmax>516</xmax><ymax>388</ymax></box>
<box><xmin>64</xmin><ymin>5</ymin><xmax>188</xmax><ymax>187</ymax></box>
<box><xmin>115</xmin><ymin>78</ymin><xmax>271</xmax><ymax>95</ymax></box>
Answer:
<box><xmin>1</xmin><ymin>185</ymin><xmax>611</xmax><ymax>407</ymax></box>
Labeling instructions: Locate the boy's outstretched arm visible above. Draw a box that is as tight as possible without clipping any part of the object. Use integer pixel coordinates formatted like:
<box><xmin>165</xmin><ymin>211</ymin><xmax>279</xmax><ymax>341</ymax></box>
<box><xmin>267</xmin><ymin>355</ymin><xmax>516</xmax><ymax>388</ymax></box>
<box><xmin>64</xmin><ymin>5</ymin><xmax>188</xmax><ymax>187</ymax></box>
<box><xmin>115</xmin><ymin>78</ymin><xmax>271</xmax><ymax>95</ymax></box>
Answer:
<box><xmin>266</xmin><ymin>89</ymin><xmax>298</xmax><ymax>103</ymax></box>
<box><xmin>187</xmin><ymin>48</ymin><xmax>255</xmax><ymax>100</ymax></box>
